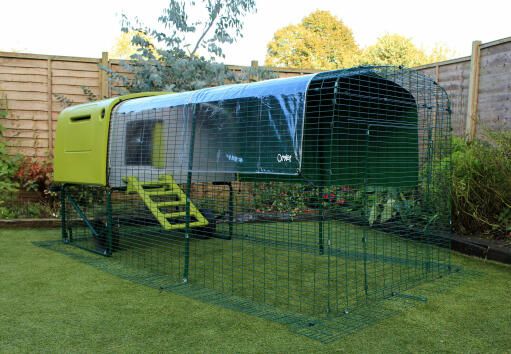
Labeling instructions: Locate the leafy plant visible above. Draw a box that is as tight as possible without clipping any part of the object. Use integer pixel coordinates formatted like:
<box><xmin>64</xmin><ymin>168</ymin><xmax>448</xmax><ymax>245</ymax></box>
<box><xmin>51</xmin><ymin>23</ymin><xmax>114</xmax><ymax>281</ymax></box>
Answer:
<box><xmin>0</xmin><ymin>94</ymin><xmax>8</xmax><ymax>119</ymax></box>
<box><xmin>0</xmin><ymin>200</ymin><xmax>57</xmax><ymax>219</ymax></box>
<box><xmin>0</xmin><ymin>93</ymin><xmax>21</xmax><ymax>195</ymax></box>
<box><xmin>245</xmin><ymin>182</ymin><xmax>315</xmax><ymax>218</ymax></box>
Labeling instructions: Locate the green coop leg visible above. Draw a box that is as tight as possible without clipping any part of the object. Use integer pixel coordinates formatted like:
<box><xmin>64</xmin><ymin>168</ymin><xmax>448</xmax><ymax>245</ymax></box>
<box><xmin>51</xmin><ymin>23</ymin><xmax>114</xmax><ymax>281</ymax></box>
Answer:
<box><xmin>183</xmin><ymin>108</ymin><xmax>197</xmax><ymax>284</ymax></box>
<box><xmin>61</xmin><ymin>184</ymin><xmax>67</xmax><ymax>243</ymax></box>
<box><xmin>106</xmin><ymin>189</ymin><xmax>113</xmax><ymax>257</ymax></box>
<box><xmin>229</xmin><ymin>183</ymin><xmax>234</xmax><ymax>239</ymax></box>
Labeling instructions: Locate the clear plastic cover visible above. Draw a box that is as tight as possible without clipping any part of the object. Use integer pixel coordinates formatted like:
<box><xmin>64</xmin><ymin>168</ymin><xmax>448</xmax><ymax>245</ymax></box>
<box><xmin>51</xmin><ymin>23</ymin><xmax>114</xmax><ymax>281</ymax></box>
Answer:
<box><xmin>109</xmin><ymin>74</ymin><xmax>314</xmax><ymax>186</ymax></box>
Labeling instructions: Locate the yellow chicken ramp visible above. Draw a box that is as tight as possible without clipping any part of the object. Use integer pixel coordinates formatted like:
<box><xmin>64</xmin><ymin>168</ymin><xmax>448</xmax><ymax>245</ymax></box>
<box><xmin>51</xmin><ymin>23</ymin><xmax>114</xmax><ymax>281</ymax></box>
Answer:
<box><xmin>123</xmin><ymin>175</ymin><xmax>208</xmax><ymax>230</ymax></box>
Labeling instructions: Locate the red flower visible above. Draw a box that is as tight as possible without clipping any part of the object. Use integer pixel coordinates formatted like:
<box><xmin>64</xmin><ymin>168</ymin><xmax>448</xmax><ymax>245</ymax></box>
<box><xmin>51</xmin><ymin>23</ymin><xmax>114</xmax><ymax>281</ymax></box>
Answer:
<box><xmin>280</xmin><ymin>192</ymin><xmax>285</xmax><ymax>195</ymax></box>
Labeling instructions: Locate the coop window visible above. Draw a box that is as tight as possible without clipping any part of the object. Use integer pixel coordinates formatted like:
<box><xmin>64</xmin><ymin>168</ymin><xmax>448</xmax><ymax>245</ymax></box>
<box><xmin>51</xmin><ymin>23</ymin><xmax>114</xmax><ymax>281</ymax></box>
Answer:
<box><xmin>125</xmin><ymin>120</ymin><xmax>161</xmax><ymax>166</ymax></box>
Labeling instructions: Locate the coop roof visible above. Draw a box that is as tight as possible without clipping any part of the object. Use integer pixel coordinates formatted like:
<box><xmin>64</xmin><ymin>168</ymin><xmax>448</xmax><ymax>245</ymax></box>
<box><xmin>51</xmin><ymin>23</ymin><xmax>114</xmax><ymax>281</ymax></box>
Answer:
<box><xmin>111</xmin><ymin>67</ymin><xmax>420</xmax><ymax>177</ymax></box>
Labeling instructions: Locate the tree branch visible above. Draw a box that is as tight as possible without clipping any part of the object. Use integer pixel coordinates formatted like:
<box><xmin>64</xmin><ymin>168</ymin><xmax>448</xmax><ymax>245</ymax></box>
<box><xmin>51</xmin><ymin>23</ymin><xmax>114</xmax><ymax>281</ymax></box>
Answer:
<box><xmin>189</xmin><ymin>2</ymin><xmax>220</xmax><ymax>60</ymax></box>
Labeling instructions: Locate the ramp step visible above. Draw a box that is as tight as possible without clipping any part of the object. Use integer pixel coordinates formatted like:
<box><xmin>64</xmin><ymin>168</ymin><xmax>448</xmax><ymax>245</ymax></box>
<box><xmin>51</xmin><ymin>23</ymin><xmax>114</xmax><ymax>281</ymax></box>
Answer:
<box><xmin>163</xmin><ymin>211</ymin><xmax>187</xmax><ymax>218</ymax></box>
<box><xmin>123</xmin><ymin>175</ymin><xmax>208</xmax><ymax>230</ymax></box>
<box><xmin>157</xmin><ymin>201</ymin><xmax>186</xmax><ymax>207</ymax></box>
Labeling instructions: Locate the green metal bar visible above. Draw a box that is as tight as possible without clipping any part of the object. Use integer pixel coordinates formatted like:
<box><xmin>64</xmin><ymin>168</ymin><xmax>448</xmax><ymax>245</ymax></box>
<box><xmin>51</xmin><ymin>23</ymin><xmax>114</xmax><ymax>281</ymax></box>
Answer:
<box><xmin>61</xmin><ymin>185</ymin><xmax>67</xmax><ymax>243</ymax></box>
<box><xmin>363</xmin><ymin>126</ymin><xmax>370</xmax><ymax>298</ymax></box>
<box><xmin>325</xmin><ymin>82</ymin><xmax>338</xmax><ymax>314</ymax></box>
<box><xmin>106</xmin><ymin>189</ymin><xmax>113</xmax><ymax>257</ymax></box>
<box><xmin>391</xmin><ymin>292</ymin><xmax>427</xmax><ymax>302</ymax></box>
<box><xmin>184</xmin><ymin>105</ymin><xmax>198</xmax><ymax>283</ymax></box>
<box><xmin>318</xmin><ymin>187</ymin><xmax>324</xmax><ymax>255</ymax></box>
<box><xmin>70</xmin><ymin>238</ymin><xmax>111</xmax><ymax>257</ymax></box>
<box><xmin>426</xmin><ymin>126</ymin><xmax>433</xmax><ymax>275</ymax></box>
<box><xmin>228</xmin><ymin>183</ymin><xmax>233</xmax><ymax>238</ymax></box>
<box><xmin>66</xmin><ymin>191</ymin><xmax>100</xmax><ymax>238</ymax></box>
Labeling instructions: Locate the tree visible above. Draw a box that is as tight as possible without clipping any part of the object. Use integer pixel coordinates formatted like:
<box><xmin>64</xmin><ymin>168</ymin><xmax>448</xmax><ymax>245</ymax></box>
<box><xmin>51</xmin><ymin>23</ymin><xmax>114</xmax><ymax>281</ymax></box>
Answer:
<box><xmin>109</xmin><ymin>31</ymin><xmax>158</xmax><ymax>59</ymax></box>
<box><xmin>360</xmin><ymin>33</ymin><xmax>453</xmax><ymax>67</ymax></box>
<box><xmin>102</xmin><ymin>0</ymin><xmax>277</xmax><ymax>94</ymax></box>
<box><xmin>265</xmin><ymin>10</ymin><xmax>360</xmax><ymax>70</ymax></box>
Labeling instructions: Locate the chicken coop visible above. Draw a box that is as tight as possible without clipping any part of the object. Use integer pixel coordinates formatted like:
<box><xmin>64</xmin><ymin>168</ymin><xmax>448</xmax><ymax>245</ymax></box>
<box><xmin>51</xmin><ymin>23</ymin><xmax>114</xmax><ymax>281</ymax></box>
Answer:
<box><xmin>53</xmin><ymin>66</ymin><xmax>452</xmax><ymax>317</ymax></box>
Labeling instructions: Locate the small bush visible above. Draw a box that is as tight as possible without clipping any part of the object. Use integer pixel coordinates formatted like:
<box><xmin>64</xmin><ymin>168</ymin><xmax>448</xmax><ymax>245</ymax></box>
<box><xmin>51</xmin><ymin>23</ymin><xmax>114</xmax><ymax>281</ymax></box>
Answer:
<box><xmin>13</xmin><ymin>156</ymin><xmax>53</xmax><ymax>195</ymax></box>
<box><xmin>451</xmin><ymin>132</ymin><xmax>511</xmax><ymax>240</ymax></box>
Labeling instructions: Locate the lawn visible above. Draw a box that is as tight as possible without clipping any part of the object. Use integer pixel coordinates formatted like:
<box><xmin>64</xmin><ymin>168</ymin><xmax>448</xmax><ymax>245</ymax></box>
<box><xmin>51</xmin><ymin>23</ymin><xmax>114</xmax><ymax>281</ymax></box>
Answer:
<box><xmin>1</xmin><ymin>228</ymin><xmax>510</xmax><ymax>353</ymax></box>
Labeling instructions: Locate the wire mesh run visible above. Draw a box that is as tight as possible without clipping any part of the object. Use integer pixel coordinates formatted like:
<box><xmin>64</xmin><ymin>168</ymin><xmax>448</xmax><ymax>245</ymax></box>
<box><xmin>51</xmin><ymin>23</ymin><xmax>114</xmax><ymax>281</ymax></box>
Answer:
<box><xmin>58</xmin><ymin>66</ymin><xmax>452</xmax><ymax>323</ymax></box>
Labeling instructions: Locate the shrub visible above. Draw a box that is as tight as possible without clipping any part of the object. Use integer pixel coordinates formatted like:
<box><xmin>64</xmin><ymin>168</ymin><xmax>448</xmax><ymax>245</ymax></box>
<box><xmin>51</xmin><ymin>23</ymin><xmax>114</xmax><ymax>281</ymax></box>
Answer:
<box><xmin>451</xmin><ymin>132</ymin><xmax>511</xmax><ymax>240</ymax></box>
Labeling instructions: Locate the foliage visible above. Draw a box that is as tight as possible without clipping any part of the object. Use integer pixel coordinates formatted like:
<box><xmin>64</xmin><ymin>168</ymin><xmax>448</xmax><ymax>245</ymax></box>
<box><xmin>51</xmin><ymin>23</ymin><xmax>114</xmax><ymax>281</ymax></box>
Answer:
<box><xmin>245</xmin><ymin>182</ymin><xmax>430</xmax><ymax>229</ymax></box>
<box><xmin>102</xmin><ymin>0</ymin><xmax>277</xmax><ymax>94</ymax></box>
<box><xmin>110</xmin><ymin>30</ymin><xmax>159</xmax><ymax>59</ymax></box>
<box><xmin>53</xmin><ymin>86</ymin><xmax>98</xmax><ymax>108</ymax></box>
<box><xmin>0</xmin><ymin>93</ymin><xmax>58</xmax><ymax>219</ymax></box>
<box><xmin>0</xmin><ymin>155</ymin><xmax>59</xmax><ymax>219</ymax></box>
<box><xmin>52</xmin><ymin>92</ymin><xmax>74</xmax><ymax>108</ymax></box>
<box><xmin>451</xmin><ymin>133</ymin><xmax>511</xmax><ymax>240</ymax></box>
<box><xmin>265</xmin><ymin>10</ymin><xmax>360</xmax><ymax>70</ymax></box>
<box><xmin>359</xmin><ymin>33</ymin><xmax>453</xmax><ymax>67</ymax></box>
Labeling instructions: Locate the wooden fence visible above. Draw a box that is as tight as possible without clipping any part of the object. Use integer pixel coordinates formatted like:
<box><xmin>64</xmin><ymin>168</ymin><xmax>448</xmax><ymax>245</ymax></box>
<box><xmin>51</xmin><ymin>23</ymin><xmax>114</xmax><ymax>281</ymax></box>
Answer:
<box><xmin>1</xmin><ymin>36</ymin><xmax>510</xmax><ymax>157</ymax></box>
<box><xmin>414</xmin><ymin>36</ymin><xmax>511</xmax><ymax>139</ymax></box>
<box><xmin>0</xmin><ymin>53</ymin><xmax>320</xmax><ymax>158</ymax></box>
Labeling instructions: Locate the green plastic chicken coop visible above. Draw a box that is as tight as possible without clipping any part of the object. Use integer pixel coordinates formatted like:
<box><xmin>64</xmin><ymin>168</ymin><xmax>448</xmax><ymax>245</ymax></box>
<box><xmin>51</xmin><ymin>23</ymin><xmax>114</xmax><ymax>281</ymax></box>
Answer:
<box><xmin>53</xmin><ymin>66</ymin><xmax>452</xmax><ymax>318</ymax></box>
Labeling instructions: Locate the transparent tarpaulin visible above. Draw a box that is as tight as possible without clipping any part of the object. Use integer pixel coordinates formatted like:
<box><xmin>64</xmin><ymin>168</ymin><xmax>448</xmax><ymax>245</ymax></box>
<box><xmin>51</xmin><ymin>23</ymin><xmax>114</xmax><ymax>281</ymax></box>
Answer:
<box><xmin>109</xmin><ymin>74</ymin><xmax>314</xmax><ymax>186</ymax></box>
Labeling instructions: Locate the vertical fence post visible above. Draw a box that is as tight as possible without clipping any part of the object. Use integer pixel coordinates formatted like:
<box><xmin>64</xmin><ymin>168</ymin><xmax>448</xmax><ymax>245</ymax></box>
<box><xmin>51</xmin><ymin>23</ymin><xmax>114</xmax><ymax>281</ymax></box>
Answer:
<box><xmin>100</xmin><ymin>51</ymin><xmax>109</xmax><ymax>99</ymax></box>
<box><xmin>250</xmin><ymin>60</ymin><xmax>259</xmax><ymax>81</ymax></box>
<box><xmin>465</xmin><ymin>40</ymin><xmax>482</xmax><ymax>141</ymax></box>
<box><xmin>47</xmin><ymin>59</ymin><xmax>53</xmax><ymax>155</ymax></box>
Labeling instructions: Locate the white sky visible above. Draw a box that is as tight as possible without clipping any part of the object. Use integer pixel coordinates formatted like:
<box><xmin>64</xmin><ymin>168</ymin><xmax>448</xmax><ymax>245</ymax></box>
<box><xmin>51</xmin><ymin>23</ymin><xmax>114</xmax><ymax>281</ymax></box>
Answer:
<box><xmin>2</xmin><ymin>0</ymin><xmax>510</xmax><ymax>65</ymax></box>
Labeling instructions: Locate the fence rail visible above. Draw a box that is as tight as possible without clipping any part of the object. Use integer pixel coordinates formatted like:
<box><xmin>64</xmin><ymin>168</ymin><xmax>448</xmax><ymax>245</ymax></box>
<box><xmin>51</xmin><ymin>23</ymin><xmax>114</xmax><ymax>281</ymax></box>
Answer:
<box><xmin>1</xmin><ymin>36</ymin><xmax>510</xmax><ymax>158</ymax></box>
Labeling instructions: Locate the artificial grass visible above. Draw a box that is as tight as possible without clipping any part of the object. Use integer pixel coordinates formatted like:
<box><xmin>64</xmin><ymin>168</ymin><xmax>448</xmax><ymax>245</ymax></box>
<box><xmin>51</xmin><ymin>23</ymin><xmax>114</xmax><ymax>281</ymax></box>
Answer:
<box><xmin>1</xmin><ymin>228</ymin><xmax>510</xmax><ymax>352</ymax></box>
<box><xmin>66</xmin><ymin>219</ymin><xmax>451</xmax><ymax>317</ymax></box>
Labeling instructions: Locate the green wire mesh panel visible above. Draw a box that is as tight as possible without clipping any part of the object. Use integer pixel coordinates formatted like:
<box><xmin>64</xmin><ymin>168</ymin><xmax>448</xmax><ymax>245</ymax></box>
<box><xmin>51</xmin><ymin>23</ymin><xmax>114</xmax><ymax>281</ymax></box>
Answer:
<box><xmin>60</xmin><ymin>66</ymin><xmax>451</xmax><ymax>322</ymax></box>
